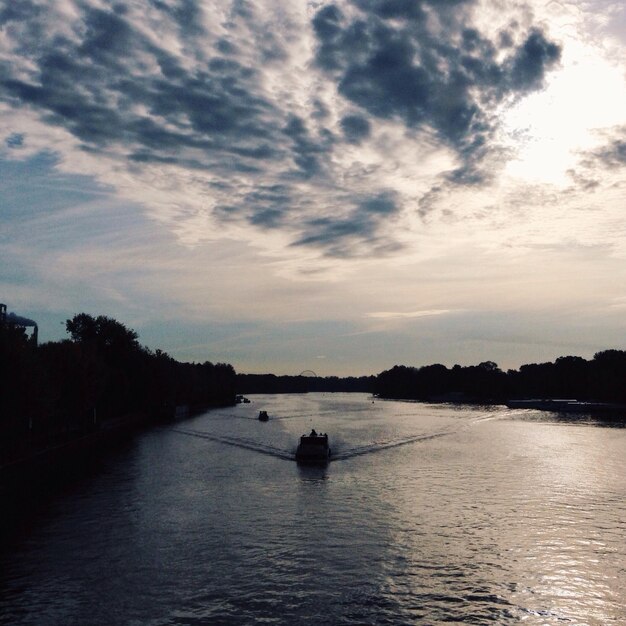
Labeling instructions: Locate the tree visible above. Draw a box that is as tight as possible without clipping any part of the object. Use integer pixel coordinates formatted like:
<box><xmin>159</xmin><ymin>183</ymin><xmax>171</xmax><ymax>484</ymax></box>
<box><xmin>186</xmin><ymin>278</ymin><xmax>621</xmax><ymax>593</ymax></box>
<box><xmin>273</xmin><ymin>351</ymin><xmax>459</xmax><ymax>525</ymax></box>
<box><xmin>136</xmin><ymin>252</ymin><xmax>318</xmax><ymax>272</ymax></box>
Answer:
<box><xmin>66</xmin><ymin>313</ymin><xmax>140</xmax><ymax>356</ymax></box>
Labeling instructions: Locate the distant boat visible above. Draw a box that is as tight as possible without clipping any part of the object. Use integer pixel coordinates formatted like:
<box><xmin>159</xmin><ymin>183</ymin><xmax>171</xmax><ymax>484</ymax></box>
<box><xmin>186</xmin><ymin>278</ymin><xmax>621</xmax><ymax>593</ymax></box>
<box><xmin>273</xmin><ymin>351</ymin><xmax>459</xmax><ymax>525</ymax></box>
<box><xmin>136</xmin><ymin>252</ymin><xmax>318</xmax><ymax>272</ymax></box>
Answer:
<box><xmin>258</xmin><ymin>410</ymin><xmax>269</xmax><ymax>421</ymax></box>
<box><xmin>295</xmin><ymin>430</ymin><xmax>330</xmax><ymax>463</ymax></box>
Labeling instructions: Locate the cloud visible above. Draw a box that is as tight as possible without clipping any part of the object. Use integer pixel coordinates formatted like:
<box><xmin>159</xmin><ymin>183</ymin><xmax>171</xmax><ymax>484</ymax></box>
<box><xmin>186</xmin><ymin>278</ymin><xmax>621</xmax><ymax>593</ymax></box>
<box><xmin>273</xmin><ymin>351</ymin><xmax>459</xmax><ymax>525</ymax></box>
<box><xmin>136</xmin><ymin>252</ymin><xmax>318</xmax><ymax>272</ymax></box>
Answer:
<box><xmin>5</xmin><ymin>132</ymin><xmax>24</xmax><ymax>148</ymax></box>
<box><xmin>340</xmin><ymin>114</ymin><xmax>371</xmax><ymax>144</ymax></box>
<box><xmin>312</xmin><ymin>1</ymin><xmax>561</xmax><ymax>191</ymax></box>
<box><xmin>0</xmin><ymin>2</ymin><xmax>288</xmax><ymax>168</ymax></box>
<box><xmin>593</xmin><ymin>127</ymin><xmax>626</xmax><ymax>168</ymax></box>
<box><xmin>567</xmin><ymin>126</ymin><xmax>626</xmax><ymax>190</ymax></box>
<box><xmin>0</xmin><ymin>0</ymin><xmax>562</xmax><ymax>257</ymax></box>
<box><xmin>507</xmin><ymin>28</ymin><xmax>562</xmax><ymax>92</ymax></box>
<box><xmin>367</xmin><ymin>309</ymin><xmax>451</xmax><ymax>319</ymax></box>
<box><xmin>291</xmin><ymin>191</ymin><xmax>403</xmax><ymax>257</ymax></box>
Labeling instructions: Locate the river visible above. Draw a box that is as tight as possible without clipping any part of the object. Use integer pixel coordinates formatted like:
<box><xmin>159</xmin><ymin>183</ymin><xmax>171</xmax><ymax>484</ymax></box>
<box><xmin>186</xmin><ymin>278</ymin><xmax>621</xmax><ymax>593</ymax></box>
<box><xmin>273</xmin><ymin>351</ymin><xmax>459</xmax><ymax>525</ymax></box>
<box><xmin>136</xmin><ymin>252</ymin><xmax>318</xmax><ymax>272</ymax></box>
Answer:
<box><xmin>1</xmin><ymin>393</ymin><xmax>625</xmax><ymax>625</ymax></box>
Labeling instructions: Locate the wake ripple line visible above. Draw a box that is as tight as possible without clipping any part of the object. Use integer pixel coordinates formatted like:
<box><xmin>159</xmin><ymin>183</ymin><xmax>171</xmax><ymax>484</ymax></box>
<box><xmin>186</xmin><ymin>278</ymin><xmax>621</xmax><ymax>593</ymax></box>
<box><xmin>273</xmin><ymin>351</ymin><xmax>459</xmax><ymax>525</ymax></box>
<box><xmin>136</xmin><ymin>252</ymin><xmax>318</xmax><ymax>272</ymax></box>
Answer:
<box><xmin>468</xmin><ymin>410</ymin><xmax>521</xmax><ymax>424</ymax></box>
<box><xmin>206</xmin><ymin>412</ymin><xmax>262</xmax><ymax>420</ymax></box>
<box><xmin>205</xmin><ymin>411</ymin><xmax>338</xmax><ymax>422</ymax></box>
<box><xmin>171</xmin><ymin>427</ymin><xmax>294</xmax><ymax>461</ymax></box>
<box><xmin>331</xmin><ymin>430</ymin><xmax>453</xmax><ymax>461</ymax></box>
<box><xmin>259</xmin><ymin>409</ymin><xmax>362</xmax><ymax>421</ymax></box>
<box><xmin>171</xmin><ymin>426</ymin><xmax>457</xmax><ymax>463</ymax></box>
<box><xmin>173</xmin><ymin>427</ymin><xmax>289</xmax><ymax>452</ymax></box>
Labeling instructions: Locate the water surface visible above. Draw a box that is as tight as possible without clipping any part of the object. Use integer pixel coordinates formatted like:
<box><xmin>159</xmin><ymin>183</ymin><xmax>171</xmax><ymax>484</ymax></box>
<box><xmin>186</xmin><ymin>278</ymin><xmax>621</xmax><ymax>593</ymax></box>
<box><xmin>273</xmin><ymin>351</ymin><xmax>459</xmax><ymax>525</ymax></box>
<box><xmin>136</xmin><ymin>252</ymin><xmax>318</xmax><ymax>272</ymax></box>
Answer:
<box><xmin>1</xmin><ymin>393</ymin><xmax>625</xmax><ymax>625</ymax></box>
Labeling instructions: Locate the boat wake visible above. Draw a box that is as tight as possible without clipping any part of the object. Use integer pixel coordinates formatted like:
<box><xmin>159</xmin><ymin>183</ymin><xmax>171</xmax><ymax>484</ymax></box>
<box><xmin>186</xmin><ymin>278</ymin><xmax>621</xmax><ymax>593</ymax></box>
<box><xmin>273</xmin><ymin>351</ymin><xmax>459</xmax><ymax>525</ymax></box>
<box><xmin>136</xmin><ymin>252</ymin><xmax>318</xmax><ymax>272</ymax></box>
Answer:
<box><xmin>170</xmin><ymin>427</ymin><xmax>294</xmax><ymax>461</ymax></box>
<box><xmin>208</xmin><ymin>412</ymin><xmax>263</xmax><ymax>421</ymax></box>
<box><xmin>203</xmin><ymin>411</ymin><xmax>339</xmax><ymax>422</ymax></box>
<box><xmin>331</xmin><ymin>430</ymin><xmax>453</xmax><ymax>461</ymax></box>
<box><xmin>332</xmin><ymin>411</ymin><xmax>510</xmax><ymax>460</ymax></box>
<box><xmin>171</xmin><ymin>425</ymin><xmax>462</xmax><ymax>463</ymax></box>
<box><xmin>253</xmin><ymin>409</ymin><xmax>359</xmax><ymax>421</ymax></box>
<box><xmin>468</xmin><ymin>410</ymin><xmax>520</xmax><ymax>424</ymax></box>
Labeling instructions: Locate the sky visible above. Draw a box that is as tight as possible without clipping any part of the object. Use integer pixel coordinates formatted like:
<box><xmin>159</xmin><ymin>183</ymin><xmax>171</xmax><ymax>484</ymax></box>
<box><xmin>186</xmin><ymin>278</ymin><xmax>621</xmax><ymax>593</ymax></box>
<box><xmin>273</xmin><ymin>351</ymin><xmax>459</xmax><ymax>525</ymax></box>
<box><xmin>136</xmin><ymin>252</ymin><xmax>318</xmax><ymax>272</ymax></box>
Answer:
<box><xmin>1</xmin><ymin>0</ymin><xmax>626</xmax><ymax>376</ymax></box>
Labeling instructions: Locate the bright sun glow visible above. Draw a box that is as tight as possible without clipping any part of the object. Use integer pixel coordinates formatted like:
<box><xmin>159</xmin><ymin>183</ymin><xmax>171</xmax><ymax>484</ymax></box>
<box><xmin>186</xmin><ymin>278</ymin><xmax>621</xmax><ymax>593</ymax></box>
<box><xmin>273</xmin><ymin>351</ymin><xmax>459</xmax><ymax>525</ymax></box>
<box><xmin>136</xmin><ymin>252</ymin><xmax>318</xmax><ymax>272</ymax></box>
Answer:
<box><xmin>502</xmin><ymin>39</ymin><xmax>626</xmax><ymax>186</ymax></box>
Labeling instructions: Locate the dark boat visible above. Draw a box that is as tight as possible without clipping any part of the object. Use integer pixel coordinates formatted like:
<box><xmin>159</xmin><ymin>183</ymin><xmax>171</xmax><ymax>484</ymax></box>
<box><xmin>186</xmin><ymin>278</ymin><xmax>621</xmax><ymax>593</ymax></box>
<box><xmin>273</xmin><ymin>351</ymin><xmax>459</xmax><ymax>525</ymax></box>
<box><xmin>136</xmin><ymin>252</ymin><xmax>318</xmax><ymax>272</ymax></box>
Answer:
<box><xmin>258</xmin><ymin>410</ymin><xmax>269</xmax><ymax>421</ymax></box>
<box><xmin>295</xmin><ymin>430</ymin><xmax>330</xmax><ymax>463</ymax></box>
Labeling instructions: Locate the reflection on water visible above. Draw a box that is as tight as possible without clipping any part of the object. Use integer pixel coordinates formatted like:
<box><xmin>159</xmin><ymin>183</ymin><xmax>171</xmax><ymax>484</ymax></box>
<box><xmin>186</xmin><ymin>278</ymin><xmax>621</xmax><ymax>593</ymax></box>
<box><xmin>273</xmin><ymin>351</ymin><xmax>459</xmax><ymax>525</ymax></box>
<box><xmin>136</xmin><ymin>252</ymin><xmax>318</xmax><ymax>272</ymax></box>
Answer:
<box><xmin>1</xmin><ymin>393</ymin><xmax>625</xmax><ymax>625</ymax></box>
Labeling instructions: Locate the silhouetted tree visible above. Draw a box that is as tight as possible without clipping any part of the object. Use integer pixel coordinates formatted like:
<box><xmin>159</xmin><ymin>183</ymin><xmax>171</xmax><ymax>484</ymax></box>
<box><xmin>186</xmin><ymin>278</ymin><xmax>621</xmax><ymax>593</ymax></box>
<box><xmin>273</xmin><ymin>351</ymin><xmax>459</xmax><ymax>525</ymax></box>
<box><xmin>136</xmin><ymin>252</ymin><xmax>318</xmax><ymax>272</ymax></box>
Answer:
<box><xmin>236</xmin><ymin>373</ymin><xmax>375</xmax><ymax>394</ymax></box>
<box><xmin>0</xmin><ymin>323</ymin><xmax>46</xmax><ymax>461</ymax></box>
<box><xmin>0</xmin><ymin>312</ymin><xmax>236</xmax><ymax>465</ymax></box>
<box><xmin>590</xmin><ymin>350</ymin><xmax>626</xmax><ymax>401</ymax></box>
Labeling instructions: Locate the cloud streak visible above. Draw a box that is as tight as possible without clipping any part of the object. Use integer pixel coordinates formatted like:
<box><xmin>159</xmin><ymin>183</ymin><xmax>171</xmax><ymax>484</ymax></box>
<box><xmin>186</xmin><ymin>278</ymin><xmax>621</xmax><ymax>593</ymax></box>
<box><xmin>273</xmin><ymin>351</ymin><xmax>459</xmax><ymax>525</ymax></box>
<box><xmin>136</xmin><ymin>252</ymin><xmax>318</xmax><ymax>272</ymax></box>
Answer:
<box><xmin>367</xmin><ymin>309</ymin><xmax>451</xmax><ymax>319</ymax></box>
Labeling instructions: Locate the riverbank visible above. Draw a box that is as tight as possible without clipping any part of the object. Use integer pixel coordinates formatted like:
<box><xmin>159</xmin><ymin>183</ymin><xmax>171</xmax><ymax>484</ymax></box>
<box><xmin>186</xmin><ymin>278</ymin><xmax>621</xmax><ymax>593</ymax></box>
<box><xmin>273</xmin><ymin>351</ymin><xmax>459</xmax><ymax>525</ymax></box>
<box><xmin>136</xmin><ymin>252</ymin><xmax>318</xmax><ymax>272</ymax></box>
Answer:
<box><xmin>0</xmin><ymin>401</ymin><xmax>234</xmax><ymax>499</ymax></box>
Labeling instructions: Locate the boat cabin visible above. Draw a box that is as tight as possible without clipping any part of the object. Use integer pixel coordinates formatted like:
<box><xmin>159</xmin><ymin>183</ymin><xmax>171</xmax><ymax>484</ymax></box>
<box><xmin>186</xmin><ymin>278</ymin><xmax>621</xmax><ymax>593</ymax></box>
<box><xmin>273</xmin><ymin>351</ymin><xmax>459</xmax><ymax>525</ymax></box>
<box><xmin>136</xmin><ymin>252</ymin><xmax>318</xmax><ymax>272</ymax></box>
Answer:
<box><xmin>295</xmin><ymin>430</ymin><xmax>330</xmax><ymax>463</ymax></box>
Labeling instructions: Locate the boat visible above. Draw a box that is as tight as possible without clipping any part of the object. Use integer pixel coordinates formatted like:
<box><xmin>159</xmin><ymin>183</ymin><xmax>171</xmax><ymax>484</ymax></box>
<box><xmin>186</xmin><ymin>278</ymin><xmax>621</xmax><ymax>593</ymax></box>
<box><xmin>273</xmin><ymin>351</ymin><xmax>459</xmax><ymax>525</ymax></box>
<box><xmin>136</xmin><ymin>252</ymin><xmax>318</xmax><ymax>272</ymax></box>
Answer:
<box><xmin>295</xmin><ymin>430</ymin><xmax>330</xmax><ymax>463</ymax></box>
<box><xmin>258</xmin><ymin>410</ymin><xmax>269</xmax><ymax>421</ymax></box>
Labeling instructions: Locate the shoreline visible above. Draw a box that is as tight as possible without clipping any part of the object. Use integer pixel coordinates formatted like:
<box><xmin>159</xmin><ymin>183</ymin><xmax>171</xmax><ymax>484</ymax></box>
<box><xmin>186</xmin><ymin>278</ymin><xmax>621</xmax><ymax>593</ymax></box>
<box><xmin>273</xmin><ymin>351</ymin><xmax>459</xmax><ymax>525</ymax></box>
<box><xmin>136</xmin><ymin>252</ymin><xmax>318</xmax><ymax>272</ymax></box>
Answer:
<box><xmin>0</xmin><ymin>401</ymin><xmax>235</xmax><ymax>498</ymax></box>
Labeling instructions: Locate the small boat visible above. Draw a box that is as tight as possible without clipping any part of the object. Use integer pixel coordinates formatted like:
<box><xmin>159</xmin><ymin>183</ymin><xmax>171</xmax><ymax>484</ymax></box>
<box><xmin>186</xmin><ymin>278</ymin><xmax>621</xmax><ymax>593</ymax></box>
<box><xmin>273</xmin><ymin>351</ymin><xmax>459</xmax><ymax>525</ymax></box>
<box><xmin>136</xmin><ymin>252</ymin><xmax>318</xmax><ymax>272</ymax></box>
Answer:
<box><xmin>258</xmin><ymin>410</ymin><xmax>269</xmax><ymax>421</ymax></box>
<box><xmin>295</xmin><ymin>430</ymin><xmax>330</xmax><ymax>463</ymax></box>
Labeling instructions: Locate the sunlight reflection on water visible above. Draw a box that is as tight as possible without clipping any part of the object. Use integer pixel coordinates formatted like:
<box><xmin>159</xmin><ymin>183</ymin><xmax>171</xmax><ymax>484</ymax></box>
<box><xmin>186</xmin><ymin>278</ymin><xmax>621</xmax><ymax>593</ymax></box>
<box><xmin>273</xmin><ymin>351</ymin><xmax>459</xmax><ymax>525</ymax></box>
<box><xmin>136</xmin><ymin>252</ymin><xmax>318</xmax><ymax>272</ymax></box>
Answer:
<box><xmin>1</xmin><ymin>393</ymin><xmax>625</xmax><ymax>625</ymax></box>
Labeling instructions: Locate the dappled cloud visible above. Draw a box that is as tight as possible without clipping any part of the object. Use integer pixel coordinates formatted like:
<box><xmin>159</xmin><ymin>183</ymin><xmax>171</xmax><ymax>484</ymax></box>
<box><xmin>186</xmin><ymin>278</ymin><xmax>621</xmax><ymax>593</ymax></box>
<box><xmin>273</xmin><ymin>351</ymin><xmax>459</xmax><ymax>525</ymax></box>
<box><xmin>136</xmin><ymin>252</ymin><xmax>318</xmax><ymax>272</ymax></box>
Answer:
<box><xmin>0</xmin><ymin>0</ymin><xmax>571</xmax><ymax>259</ymax></box>
<box><xmin>3</xmin><ymin>0</ymin><xmax>626</xmax><ymax>377</ymax></box>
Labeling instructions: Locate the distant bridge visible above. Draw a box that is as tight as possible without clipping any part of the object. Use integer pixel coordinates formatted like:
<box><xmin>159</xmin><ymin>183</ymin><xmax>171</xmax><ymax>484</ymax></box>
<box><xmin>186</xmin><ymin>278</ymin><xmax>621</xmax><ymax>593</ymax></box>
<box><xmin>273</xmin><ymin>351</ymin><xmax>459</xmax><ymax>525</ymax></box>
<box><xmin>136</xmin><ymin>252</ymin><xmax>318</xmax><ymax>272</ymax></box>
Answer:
<box><xmin>299</xmin><ymin>370</ymin><xmax>318</xmax><ymax>377</ymax></box>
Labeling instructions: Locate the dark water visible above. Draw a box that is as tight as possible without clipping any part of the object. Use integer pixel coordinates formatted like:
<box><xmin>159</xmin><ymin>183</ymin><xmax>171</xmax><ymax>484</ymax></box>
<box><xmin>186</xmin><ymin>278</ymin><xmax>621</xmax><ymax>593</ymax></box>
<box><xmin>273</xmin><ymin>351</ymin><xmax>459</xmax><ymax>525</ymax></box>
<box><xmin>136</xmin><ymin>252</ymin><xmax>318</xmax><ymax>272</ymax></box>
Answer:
<box><xmin>1</xmin><ymin>393</ymin><xmax>625</xmax><ymax>625</ymax></box>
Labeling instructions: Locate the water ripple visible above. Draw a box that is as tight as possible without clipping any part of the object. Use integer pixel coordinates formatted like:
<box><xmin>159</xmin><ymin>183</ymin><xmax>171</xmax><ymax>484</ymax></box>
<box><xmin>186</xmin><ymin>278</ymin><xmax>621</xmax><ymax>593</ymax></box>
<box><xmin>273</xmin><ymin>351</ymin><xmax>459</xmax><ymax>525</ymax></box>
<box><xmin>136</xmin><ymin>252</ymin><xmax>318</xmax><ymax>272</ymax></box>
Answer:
<box><xmin>1</xmin><ymin>394</ymin><xmax>625</xmax><ymax>626</ymax></box>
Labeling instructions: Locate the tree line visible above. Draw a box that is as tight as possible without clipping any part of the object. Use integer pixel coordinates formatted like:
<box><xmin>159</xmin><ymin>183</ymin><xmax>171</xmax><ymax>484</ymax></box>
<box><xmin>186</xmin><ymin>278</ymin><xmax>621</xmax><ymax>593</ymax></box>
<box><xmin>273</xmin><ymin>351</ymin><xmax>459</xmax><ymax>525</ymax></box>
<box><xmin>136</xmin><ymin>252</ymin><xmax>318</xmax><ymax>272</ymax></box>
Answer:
<box><xmin>4</xmin><ymin>309</ymin><xmax>625</xmax><ymax>465</ymax></box>
<box><xmin>0</xmin><ymin>313</ymin><xmax>236</xmax><ymax>465</ymax></box>
<box><xmin>237</xmin><ymin>352</ymin><xmax>626</xmax><ymax>404</ymax></box>
<box><xmin>236</xmin><ymin>373</ymin><xmax>375</xmax><ymax>394</ymax></box>
<box><xmin>375</xmin><ymin>352</ymin><xmax>626</xmax><ymax>403</ymax></box>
